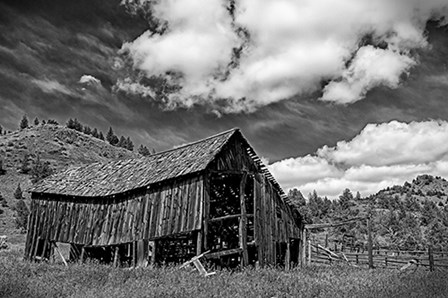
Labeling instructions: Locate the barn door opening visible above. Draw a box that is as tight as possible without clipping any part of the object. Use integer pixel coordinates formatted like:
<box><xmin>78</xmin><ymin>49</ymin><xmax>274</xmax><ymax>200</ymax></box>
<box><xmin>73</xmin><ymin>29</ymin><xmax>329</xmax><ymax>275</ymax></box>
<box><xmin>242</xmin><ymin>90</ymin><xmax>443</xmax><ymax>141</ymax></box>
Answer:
<box><xmin>207</xmin><ymin>172</ymin><xmax>255</xmax><ymax>268</ymax></box>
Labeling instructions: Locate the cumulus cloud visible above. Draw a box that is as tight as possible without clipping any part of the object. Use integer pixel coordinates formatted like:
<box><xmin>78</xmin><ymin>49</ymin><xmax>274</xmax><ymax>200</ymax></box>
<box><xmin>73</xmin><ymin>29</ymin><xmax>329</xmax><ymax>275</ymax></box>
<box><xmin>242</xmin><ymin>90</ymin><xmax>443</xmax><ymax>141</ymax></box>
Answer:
<box><xmin>119</xmin><ymin>0</ymin><xmax>448</xmax><ymax>112</ymax></box>
<box><xmin>320</xmin><ymin>46</ymin><xmax>416</xmax><ymax>104</ymax></box>
<box><xmin>269</xmin><ymin>120</ymin><xmax>448</xmax><ymax>199</ymax></box>
<box><xmin>79</xmin><ymin>74</ymin><xmax>101</xmax><ymax>86</ymax></box>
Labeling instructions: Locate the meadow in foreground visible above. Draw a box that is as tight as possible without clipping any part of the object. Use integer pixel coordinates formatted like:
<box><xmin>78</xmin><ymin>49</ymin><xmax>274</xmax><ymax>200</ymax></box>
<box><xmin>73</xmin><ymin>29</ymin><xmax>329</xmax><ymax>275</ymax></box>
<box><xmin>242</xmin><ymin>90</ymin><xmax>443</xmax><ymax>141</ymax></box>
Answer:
<box><xmin>1</xmin><ymin>249</ymin><xmax>447</xmax><ymax>298</ymax></box>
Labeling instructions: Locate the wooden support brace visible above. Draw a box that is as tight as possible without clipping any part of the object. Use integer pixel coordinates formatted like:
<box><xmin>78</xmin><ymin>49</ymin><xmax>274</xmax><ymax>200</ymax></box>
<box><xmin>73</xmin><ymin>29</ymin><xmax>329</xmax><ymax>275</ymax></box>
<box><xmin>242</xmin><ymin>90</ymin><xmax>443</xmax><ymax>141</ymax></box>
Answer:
<box><xmin>53</xmin><ymin>242</ymin><xmax>68</xmax><ymax>267</ymax></box>
<box><xmin>180</xmin><ymin>251</ymin><xmax>216</xmax><ymax>277</ymax></box>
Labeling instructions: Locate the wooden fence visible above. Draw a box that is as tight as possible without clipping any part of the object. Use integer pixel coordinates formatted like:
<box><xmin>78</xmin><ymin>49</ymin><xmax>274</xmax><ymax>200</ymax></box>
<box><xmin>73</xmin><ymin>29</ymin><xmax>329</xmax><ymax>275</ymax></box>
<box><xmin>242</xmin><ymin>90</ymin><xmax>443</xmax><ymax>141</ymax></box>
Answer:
<box><xmin>310</xmin><ymin>243</ymin><xmax>448</xmax><ymax>271</ymax></box>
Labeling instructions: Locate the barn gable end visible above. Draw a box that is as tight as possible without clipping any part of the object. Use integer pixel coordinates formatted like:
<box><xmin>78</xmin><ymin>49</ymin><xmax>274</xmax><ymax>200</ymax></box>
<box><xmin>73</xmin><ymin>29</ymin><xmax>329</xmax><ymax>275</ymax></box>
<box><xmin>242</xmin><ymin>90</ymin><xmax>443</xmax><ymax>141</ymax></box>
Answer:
<box><xmin>26</xmin><ymin>129</ymin><xmax>303</xmax><ymax>268</ymax></box>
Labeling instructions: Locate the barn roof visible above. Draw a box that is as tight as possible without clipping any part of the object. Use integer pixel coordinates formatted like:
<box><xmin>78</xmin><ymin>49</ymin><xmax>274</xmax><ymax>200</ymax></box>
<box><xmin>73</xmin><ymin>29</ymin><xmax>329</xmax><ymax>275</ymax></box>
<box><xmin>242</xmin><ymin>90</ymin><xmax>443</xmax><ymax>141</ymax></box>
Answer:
<box><xmin>31</xmin><ymin>128</ymin><xmax>289</xmax><ymax>201</ymax></box>
<box><xmin>31</xmin><ymin>128</ymin><xmax>237</xmax><ymax>197</ymax></box>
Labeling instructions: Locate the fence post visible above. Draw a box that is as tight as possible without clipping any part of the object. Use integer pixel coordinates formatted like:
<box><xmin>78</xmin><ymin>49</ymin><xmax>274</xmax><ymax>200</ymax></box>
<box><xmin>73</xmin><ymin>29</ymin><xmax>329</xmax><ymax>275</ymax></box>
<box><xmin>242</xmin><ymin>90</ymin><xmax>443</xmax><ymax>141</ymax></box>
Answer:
<box><xmin>428</xmin><ymin>245</ymin><xmax>434</xmax><ymax>272</ymax></box>
<box><xmin>368</xmin><ymin>216</ymin><xmax>373</xmax><ymax>269</ymax></box>
<box><xmin>308</xmin><ymin>238</ymin><xmax>311</xmax><ymax>266</ymax></box>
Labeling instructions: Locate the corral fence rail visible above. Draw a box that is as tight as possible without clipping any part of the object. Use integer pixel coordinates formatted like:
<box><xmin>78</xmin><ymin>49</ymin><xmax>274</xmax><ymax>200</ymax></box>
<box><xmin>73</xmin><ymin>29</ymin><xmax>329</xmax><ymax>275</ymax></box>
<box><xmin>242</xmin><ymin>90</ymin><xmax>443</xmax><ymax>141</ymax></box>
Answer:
<box><xmin>310</xmin><ymin>243</ymin><xmax>448</xmax><ymax>271</ymax></box>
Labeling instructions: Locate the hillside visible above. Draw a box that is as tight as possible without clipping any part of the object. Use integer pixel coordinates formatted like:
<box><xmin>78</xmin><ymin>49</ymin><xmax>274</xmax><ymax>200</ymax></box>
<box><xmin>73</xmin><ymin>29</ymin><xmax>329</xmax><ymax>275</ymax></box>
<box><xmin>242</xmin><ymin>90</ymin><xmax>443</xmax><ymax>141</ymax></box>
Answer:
<box><xmin>375</xmin><ymin>174</ymin><xmax>448</xmax><ymax>206</ymax></box>
<box><xmin>291</xmin><ymin>175</ymin><xmax>448</xmax><ymax>251</ymax></box>
<box><xmin>0</xmin><ymin>124</ymin><xmax>140</xmax><ymax>246</ymax></box>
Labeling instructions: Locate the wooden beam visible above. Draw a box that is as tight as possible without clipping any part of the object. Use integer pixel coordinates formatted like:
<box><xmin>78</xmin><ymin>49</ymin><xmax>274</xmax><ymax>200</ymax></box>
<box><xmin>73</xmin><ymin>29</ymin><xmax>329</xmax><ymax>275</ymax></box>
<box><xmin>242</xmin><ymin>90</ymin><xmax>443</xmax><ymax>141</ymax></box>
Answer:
<box><xmin>205</xmin><ymin>248</ymin><xmax>243</xmax><ymax>259</ymax></box>
<box><xmin>209</xmin><ymin>214</ymin><xmax>254</xmax><ymax>222</ymax></box>
<box><xmin>305</xmin><ymin>217</ymin><xmax>365</xmax><ymax>230</ymax></box>
<box><xmin>239</xmin><ymin>173</ymin><xmax>249</xmax><ymax>267</ymax></box>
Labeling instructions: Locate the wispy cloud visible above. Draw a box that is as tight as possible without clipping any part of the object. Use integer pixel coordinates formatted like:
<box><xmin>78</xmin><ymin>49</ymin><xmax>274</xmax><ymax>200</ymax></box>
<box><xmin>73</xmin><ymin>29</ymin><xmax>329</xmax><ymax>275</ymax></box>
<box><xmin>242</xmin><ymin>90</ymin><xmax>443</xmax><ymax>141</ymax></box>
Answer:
<box><xmin>31</xmin><ymin>78</ymin><xmax>74</xmax><ymax>96</ymax></box>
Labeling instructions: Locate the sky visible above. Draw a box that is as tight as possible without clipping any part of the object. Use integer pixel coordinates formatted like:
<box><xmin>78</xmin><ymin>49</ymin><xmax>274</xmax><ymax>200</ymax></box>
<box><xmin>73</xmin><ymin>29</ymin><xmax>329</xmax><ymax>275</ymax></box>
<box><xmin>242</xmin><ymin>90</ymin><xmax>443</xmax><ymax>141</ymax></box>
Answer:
<box><xmin>1</xmin><ymin>0</ymin><xmax>448</xmax><ymax>199</ymax></box>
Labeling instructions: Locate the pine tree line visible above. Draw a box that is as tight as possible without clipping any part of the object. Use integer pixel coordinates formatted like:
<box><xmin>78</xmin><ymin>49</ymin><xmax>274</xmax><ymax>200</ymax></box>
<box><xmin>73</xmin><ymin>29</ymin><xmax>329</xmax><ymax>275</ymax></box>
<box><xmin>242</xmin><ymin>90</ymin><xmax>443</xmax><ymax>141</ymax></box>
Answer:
<box><xmin>288</xmin><ymin>186</ymin><xmax>448</xmax><ymax>250</ymax></box>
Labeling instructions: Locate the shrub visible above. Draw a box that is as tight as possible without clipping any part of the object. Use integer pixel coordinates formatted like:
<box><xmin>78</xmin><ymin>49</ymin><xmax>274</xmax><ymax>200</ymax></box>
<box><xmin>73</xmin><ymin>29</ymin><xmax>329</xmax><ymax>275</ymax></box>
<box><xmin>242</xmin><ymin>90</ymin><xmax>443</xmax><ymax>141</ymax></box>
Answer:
<box><xmin>19</xmin><ymin>154</ymin><xmax>31</xmax><ymax>174</ymax></box>
<box><xmin>30</xmin><ymin>156</ymin><xmax>54</xmax><ymax>183</ymax></box>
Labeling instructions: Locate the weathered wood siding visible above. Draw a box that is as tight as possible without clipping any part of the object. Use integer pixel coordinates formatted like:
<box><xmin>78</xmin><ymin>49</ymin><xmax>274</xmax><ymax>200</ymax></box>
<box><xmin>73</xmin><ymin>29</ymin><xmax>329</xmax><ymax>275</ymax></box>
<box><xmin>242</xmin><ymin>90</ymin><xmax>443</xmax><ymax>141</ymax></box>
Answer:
<box><xmin>25</xmin><ymin>175</ymin><xmax>203</xmax><ymax>259</ymax></box>
<box><xmin>209</xmin><ymin>135</ymin><xmax>259</xmax><ymax>172</ymax></box>
<box><xmin>207</xmin><ymin>135</ymin><xmax>302</xmax><ymax>266</ymax></box>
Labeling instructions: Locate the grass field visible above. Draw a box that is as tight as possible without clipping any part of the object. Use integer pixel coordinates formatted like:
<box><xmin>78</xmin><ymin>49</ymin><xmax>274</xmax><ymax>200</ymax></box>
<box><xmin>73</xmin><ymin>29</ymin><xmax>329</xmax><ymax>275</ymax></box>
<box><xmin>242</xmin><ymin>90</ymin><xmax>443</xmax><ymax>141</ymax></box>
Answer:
<box><xmin>1</xmin><ymin>249</ymin><xmax>447</xmax><ymax>298</ymax></box>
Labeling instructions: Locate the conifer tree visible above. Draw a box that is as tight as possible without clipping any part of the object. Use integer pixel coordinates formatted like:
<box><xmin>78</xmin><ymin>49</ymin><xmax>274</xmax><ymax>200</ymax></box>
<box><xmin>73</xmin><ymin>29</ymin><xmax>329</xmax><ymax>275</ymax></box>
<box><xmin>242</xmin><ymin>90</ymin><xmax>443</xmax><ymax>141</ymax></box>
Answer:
<box><xmin>19</xmin><ymin>115</ymin><xmax>29</xmax><ymax>130</ymax></box>
<box><xmin>106</xmin><ymin>127</ymin><xmax>113</xmax><ymax>143</ymax></box>
<box><xmin>14</xmin><ymin>183</ymin><xmax>23</xmax><ymax>200</ymax></box>
<box><xmin>117</xmin><ymin>136</ymin><xmax>125</xmax><ymax>148</ymax></box>
<box><xmin>99</xmin><ymin>131</ymin><xmax>105</xmax><ymax>141</ymax></box>
<box><xmin>126</xmin><ymin>137</ymin><xmax>134</xmax><ymax>151</ymax></box>
<box><xmin>92</xmin><ymin>128</ymin><xmax>99</xmax><ymax>138</ymax></box>
<box><xmin>66</xmin><ymin>118</ymin><xmax>75</xmax><ymax>129</ymax></box>
<box><xmin>83</xmin><ymin>126</ymin><xmax>92</xmax><ymax>135</ymax></box>
<box><xmin>138</xmin><ymin>145</ymin><xmax>151</xmax><ymax>156</ymax></box>
<box><xmin>34</xmin><ymin>117</ymin><xmax>39</xmax><ymax>126</ymax></box>
<box><xmin>15</xmin><ymin>199</ymin><xmax>29</xmax><ymax>231</ymax></box>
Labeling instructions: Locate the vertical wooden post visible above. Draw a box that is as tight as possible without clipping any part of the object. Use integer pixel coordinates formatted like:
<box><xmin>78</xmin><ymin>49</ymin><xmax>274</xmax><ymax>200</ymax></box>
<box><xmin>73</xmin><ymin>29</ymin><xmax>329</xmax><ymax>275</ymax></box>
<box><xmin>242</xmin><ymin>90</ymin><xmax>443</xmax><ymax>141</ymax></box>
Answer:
<box><xmin>196</xmin><ymin>230</ymin><xmax>203</xmax><ymax>255</ymax></box>
<box><xmin>133</xmin><ymin>241</ymin><xmax>137</xmax><ymax>268</ymax></box>
<box><xmin>301</xmin><ymin>229</ymin><xmax>307</xmax><ymax>266</ymax></box>
<box><xmin>307</xmin><ymin>238</ymin><xmax>311</xmax><ymax>266</ymax></box>
<box><xmin>325</xmin><ymin>233</ymin><xmax>328</xmax><ymax>248</ymax></box>
<box><xmin>113</xmin><ymin>246</ymin><xmax>119</xmax><ymax>267</ymax></box>
<box><xmin>239</xmin><ymin>173</ymin><xmax>249</xmax><ymax>267</ymax></box>
<box><xmin>428</xmin><ymin>245</ymin><xmax>434</xmax><ymax>272</ymax></box>
<box><xmin>80</xmin><ymin>246</ymin><xmax>85</xmax><ymax>264</ymax></box>
<box><xmin>203</xmin><ymin>172</ymin><xmax>210</xmax><ymax>251</ymax></box>
<box><xmin>150</xmin><ymin>241</ymin><xmax>157</xmax><ymax>267</ymax></box>
<box><xmin>285</xmin><ymin>239</ymin><xmax>291</xmax><ymax>270</ymax></box>
<box><xmin>367</xmin><ymin>216</ymin><xmax>373</xmax><ymax>269</ymax></box>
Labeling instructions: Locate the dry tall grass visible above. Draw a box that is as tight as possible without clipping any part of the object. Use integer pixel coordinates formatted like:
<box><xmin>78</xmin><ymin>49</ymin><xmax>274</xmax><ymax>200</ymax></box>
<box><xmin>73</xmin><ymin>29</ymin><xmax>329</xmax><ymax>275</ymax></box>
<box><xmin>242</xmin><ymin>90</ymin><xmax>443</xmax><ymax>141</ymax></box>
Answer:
<box><xmin>1</xmin><ymin>249</ymin><xmax>447</xmax><ymax>298</ymax></box>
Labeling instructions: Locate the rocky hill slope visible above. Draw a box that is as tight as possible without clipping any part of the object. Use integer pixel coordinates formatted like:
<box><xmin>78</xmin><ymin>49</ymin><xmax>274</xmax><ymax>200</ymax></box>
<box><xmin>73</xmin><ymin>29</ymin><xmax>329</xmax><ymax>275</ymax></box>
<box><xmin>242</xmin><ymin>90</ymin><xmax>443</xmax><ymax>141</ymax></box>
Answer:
<box><xmin>0</xmin><ymin>124</ymin><xmax>140</xmax><ymax>246</ymax></box>
<box><xmin>374</xmin><ymin>174</ymin><xmax>448</xmax><ymax>206</ymax></box>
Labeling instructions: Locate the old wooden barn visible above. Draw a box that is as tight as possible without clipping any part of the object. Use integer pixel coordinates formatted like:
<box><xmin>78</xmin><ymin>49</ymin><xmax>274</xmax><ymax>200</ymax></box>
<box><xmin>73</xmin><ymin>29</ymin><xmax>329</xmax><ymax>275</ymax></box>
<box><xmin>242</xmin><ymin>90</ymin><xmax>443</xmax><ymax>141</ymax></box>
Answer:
<box><xmin>26</xmin><ymin>129</ymin><xmax>304</xmax><ymax>268</ymax></box>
